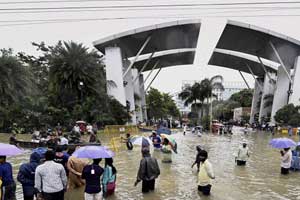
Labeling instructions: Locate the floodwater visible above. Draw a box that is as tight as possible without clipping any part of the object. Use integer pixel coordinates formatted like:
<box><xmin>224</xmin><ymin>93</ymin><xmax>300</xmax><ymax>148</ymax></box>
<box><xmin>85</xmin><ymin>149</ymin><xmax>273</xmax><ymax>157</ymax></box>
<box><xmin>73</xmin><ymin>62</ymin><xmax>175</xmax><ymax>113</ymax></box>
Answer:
<box><xmin>1</xmin><ymin>127</ymin><xmax>300</xmax><ymax>200</ymax></box>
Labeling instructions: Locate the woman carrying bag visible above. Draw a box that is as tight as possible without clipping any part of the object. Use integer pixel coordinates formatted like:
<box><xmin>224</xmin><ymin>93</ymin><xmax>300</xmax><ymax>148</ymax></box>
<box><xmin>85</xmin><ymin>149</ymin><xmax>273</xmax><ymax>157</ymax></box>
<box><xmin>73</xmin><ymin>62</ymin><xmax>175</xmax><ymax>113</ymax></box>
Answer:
<box><xmin>102</xmin><ymin>158</ymin><xmax>117</xmax><ymax>198</ymax></box>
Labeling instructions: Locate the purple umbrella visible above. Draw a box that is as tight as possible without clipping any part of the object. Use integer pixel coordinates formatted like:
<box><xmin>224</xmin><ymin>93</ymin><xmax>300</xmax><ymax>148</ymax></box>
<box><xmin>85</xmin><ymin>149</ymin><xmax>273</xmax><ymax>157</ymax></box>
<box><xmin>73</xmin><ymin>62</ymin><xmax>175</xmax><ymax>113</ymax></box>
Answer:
<box><xmin>72</xmin><ymin>146</ymin><xmax>114</xmax><ymax>159</ymax></box>
<box><xmin>269</xmin><ymin>138</ymin><xmax>296</xmax><ymax>149</ymax></box>
<box><xmin>0</xmin><ymin>143</ymin><xmax>24</xmax><ymax>156</ymax></box>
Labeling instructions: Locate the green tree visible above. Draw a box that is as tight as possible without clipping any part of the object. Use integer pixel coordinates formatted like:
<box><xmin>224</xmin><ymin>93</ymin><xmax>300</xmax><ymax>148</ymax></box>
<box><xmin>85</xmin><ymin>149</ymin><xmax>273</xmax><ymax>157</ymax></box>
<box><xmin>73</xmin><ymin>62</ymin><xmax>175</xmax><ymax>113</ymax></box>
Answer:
<box><xmin>213</xmin><ymin>100</ymin><xmax>240</xmax><ymax>121</ymax></box>
<box><xmin>162</xmin><ymin>93</ymin><xmax>180</xmax><ymax>118</ymax></box>
<box><xmin>274</xmin><ymin>104</ymin><xmax>300</xmax><ymax>126</ymax></box>
<box><xmin>0</xmin><ymin>49</ymin><xmax>32</xmax><ymax>107</ymax></box>
<box><xmin>46</xmin><ymin>41</ymin><xmax>106</xmax><ymax>110</ymax></box>
<box><xmin>179</xmin><ymin>82</ymin><xmax>204</xmax><ymax>121</ymax></box>
<box><xmin>146</xmin><ymin>88</ymin><xmax>165</xmax><ymax>120</ymax></box>
<box><xmin>146</xmin><ymin>88</ymin><xmax>180</xmax><ymax>120</ymax></box>
<box><xmin>0</xmin><ymin>49</ymin><xmax>33</xmax><ymax>132</ymax></box>
<box><xmin>229</xmin><ymin>89</ymin><xmax>253</xmax><ymax>107</ymax></box>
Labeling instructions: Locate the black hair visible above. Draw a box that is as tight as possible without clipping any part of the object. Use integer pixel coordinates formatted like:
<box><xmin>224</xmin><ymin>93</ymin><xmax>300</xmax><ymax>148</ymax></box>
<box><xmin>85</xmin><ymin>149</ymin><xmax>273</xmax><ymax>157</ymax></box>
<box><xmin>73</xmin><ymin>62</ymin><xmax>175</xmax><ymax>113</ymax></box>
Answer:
<box><xmin>0</xmin><ymin>156</ymin><xmax>6</xmax><ymax>160</ymax></box>
<box><xmin>284</xmin><ymin>147</ymin><xmax>290</xmax><ymax>151</ymax></box>
<box><xmin>163</xmin><ymin>138</ymin><xmax>169</xmax><ymax>145</ymax></box>
<box><xmin>45</xmin><ymin>150</ymin><xmax>55</xmax><ymax>161</ymax></box>
<box><xmin>55</xmin><ymin>146</ymin><xmax>63</xmax><ymax>153</ymax></box>
<box><xmin>105</xmin><ymin>158</ymin><xmax>117</xmax><ymax>175</ymax></box>
<box><xmin>93</xmin><ymin>158</ymin><xmax>102</xmax><ymax>165</ymax></box>
<box><xmin>67</xmin><ymin>146</ymin><xmax>77</xmax><ymax>155</ymax></box>
<box><xmin>126</xmin><ymin>133</ymin><xmax>131</xmax><ymax>138</ymax></box>
<box><xmin>196</xmin><ymin>145</ymin><xmax>202</xmax><ymax>152</ymax></box>
<box><xmin>199</xmin><ymin>150</ymin><xmax>208</xmax><ymax>159</ymax></box>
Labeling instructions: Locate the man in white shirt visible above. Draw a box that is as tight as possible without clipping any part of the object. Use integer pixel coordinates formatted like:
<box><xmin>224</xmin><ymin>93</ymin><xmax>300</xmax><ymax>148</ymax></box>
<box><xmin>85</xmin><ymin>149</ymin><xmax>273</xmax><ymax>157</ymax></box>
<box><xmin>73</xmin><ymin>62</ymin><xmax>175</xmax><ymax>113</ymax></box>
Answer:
<box><xmin>59</xmin><ymin>134</ymin><xmax>69</xmax><ymax>145</ymax></box>
<box><xmin>281</xmin><ymin>148</ymin><xmax>292</xmax><ymax>175</ymax></box>
<box><xmin>236</xmin><ymin>141</ymin><xmax>250</xmax><ymax>166</ymax></box>
<box><xmin>35</xmin><ymin>150</ymin><xmax>67</xmax><ymax>200</ymax></box>
<box><xmin>73</xmin><ymin>124</ymin><xmax>80</xmax><ymax>134</ymax></box>
<box><xmin>86</xmin><ymin>124</ymin><xmax>93</xmax><ymax>134</ymax></box>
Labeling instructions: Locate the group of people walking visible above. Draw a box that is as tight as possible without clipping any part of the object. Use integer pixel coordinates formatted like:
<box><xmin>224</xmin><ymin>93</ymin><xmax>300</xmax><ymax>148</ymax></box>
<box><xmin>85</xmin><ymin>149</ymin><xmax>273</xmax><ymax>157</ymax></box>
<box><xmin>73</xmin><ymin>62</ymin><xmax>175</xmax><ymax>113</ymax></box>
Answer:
<box><xmin>0</xmin><ymin>146</ymin><xmax>117</xmax><ymax>200</ymax></box>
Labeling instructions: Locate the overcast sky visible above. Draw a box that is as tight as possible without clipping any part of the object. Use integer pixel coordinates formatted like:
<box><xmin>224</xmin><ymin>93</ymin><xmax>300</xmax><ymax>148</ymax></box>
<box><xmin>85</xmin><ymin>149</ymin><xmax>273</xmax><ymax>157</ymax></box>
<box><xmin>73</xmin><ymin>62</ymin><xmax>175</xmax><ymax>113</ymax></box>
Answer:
<box><xmin>1</xmin><ymin>0</ymin><xmax>300</xmax><ymax>94</ymax></box>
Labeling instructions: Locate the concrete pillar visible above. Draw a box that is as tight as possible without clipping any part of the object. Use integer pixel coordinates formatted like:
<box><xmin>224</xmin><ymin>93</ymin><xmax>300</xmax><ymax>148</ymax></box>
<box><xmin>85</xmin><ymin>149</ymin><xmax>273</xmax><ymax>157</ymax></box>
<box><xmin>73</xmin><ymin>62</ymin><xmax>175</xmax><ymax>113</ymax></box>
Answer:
<box><xmin>105</xmin><ymin>47</ymin><xmax>126</xmax><ymax>106</ymax></box>
<box><xmin>139</xmin><ymin>74</ymin><xmax>148</xmax><ymax>121</ymax></box>
<box><xmin>132</xmin><ymin>69</ymin><xmax>143</xmax><ymax>123</ymax></box>
<box><xmin>271</xmin><ymin>66</ymin><xmax>291</xmax><ymax>122</ymax></box>
<box><xmin>259</xmin><ymin>73</ymin><xmax>276</xmax><ymax>123</ymax></box>
<box><xmin>123</xmin><ymin>60</ymin><xmax>136</xmax><ymax>125</ymax></box>
<box><xmin>290</xmin><ymin>56</ymin><xmax>300</xmax><ymax>106</ymax></box>
<box><xmin>250</xmin><ymin>78</ymin><xmax>263</xmax><ymax>124</ymax></box>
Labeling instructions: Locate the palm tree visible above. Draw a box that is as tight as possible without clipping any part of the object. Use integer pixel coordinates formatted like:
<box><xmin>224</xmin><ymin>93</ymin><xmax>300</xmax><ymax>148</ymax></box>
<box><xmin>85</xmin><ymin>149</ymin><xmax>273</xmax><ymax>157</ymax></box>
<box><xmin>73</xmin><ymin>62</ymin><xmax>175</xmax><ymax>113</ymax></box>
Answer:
<box><xmin>199</xmin><ymin>75</ymin><xmax>224</xmax><ymax>116</ymax></box>
<box><xmin>179</xmin><ymin>82</ymin><xmax>204</xmax><ymax>120</ymax></box>
<box><xmin>48</xmin><ymin>41</ymin><xmax>106</xmax><ymax>109</ymax></box>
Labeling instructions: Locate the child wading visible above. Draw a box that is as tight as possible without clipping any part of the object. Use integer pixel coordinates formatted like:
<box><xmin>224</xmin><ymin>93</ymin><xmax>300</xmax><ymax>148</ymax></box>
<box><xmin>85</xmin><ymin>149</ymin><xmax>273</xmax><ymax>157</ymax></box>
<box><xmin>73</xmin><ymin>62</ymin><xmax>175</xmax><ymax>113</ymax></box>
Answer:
<box><xmin>236</xmin><ymin>141</ymin><xmax>250</xmax><ymax>166</ymax></box>
<box><xmin>102</xmin><ymin>158</ymin><xmax>117</xmax><ymax>198</ymax></box>
<box><xmin>161</xmin><ymin>138</ymin><xmax>172</xmax><ymax>163</ymax></box>
<box><xmin>197</xmin><ymin>150</ymin><xmax>215</xmax><ymax>196</ymax></box>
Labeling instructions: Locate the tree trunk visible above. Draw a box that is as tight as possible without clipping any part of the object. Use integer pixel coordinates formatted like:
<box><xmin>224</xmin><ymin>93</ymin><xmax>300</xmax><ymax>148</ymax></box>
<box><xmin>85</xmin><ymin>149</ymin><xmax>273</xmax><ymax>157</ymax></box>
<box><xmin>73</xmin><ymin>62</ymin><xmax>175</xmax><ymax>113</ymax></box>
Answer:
<box><xmin>207</xmin><ymin>96</ymin><xmax>210</xmax><ymax>117</ymax></box>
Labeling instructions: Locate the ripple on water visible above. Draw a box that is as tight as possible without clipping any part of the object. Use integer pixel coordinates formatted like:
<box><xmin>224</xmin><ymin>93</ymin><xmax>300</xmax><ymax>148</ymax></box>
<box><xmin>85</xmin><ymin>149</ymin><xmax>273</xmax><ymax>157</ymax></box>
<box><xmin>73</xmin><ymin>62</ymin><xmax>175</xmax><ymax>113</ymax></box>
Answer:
<box><xmin>2</xmin><ymin>130</ymin><xmax>300</xmax><ymax>200</ymax></box>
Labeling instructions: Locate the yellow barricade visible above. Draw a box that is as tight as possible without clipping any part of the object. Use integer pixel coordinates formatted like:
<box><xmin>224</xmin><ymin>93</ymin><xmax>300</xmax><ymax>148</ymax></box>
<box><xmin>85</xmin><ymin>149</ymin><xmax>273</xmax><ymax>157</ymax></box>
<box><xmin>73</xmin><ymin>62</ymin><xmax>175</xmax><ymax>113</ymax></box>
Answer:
<box><xmin>104</xmin><ymin>125</ymin><xmax>139</xmax><ymax>135</ymax></box>
<box><xmin>109</xmin><ymin>137</ymin><xmax>121</xmax><ymax>152</ymax></box>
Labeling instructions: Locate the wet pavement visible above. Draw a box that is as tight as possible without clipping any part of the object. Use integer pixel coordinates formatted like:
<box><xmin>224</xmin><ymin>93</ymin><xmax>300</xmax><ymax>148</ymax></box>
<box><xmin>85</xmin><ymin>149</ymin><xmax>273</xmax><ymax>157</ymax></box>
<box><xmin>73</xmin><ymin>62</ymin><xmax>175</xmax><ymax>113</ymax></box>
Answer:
<box><xmin>1</xmin><ymin>127</ymin><xmax>300</xmax><ymax>200</ymax></box>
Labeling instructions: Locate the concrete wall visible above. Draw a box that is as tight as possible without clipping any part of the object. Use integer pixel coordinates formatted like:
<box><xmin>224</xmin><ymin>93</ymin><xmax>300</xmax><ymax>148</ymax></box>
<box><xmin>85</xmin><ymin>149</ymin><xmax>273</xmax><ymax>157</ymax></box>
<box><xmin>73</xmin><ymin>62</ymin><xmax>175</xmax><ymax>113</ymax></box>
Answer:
<box><xmin>123</xmin><ymin>60</ymin><xmax>136</xmax><ymax>125</ymax></box>
<box><xmin>290</xmin><ymin>56</ymin><xmax>300</xmax><ymax>106</ymax></box>
<box><xmin>250</xmin><ymin>78</ymin><xmax>263</xmax><ymax>124</ymax></box>
<box><xmin>271</xmin><ymin>66</ymin><xmax>291</xmax><ymax>122</ymax></box>
<box><xmin>139</xmin><ymin>74</ymin><xmax>147</xmax><ymax>121</ymax></box>
<box><xmin>132</xmin><ymin>69</ymin><xmax>143</xmax><ymax>123</ymax></box>
<box><xmin>259</xmin><ymin>73</ymin><xmax>276</xmax><ymax>123</ymax></box>
<box><xmin>105</xmin><ymin>47</ymin><xmax>126</xmax><ymax>106</ymax></box>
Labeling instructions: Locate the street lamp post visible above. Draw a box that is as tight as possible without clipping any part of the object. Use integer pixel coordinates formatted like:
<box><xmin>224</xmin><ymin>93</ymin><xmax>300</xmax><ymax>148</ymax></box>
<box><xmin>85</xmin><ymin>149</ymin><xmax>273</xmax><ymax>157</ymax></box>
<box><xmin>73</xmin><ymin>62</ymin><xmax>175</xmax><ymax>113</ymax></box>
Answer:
<box><xmin>79</xmin><ymin>81</ymin><xmax>84</xmax><ymax>104</ymax></box>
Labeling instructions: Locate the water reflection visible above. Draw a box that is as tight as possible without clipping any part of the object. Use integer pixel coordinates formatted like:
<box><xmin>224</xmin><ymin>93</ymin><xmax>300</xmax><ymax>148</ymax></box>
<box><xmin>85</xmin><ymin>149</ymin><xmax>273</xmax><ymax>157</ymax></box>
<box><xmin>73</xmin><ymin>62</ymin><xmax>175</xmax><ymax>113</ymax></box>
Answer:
<box><xmin>1</xmin><ymin>128</ymin><xmax>300</xmax><ymax>199</ymax></box>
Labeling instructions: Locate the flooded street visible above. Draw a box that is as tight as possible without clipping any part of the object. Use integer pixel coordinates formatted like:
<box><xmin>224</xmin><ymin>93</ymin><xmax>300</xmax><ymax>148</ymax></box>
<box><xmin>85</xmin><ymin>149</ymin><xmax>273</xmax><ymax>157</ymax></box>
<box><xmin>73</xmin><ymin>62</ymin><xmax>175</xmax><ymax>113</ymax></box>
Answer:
<box><xmin>2</xmin><ymin>128</ymin><xmax>300</xmax><ymax>200</ymax></box>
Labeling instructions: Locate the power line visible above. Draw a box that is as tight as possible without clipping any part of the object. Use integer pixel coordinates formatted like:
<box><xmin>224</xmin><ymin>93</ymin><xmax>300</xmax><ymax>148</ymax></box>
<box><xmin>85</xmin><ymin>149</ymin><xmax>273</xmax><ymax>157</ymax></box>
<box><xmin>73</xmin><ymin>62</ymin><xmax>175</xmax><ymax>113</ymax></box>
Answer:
<box><xmin>1</xmin><ymin>5</ymin><xmax>300</xmax><ymax>15</ymax></box>
<box><xmin>1</xmin><ymin>13</ymin><xmax>300</xmax><ymax>28</ymax></box>
<box><xmin>1</xmin><ymin>0</ymin><xmax>300</xmax><ymax>5</ymax></box>
<box><xmin>1</xmin><ymin>1</ymin><xmax>300</xmax><ymax>12</ymax></box>
<box><xmin>0</xmin><ymin>0</ymin><xmax>184</xmax><ymax>4</ymax></box>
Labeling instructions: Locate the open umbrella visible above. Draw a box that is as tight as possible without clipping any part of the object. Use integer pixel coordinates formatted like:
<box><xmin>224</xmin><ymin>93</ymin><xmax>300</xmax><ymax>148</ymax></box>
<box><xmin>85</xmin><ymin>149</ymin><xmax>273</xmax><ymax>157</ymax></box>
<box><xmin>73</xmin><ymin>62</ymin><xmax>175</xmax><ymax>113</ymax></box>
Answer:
<box><xmin>269</xmin><ymin>138</ymin><xmax>296</xmax><ymax>149</ymax></box>
<box><xmin>130</xmin><ymin>136</ymin><xmax>152</xmax><ymax>147</ymax></box>
<box><xmin>0</xmin><ymin>143</ymin><xmax>24</xmax><ymax>156</ymax></box>
<box><xmin>157</xmin><ymin>127</ymin><xmax>171</xmax><ymax>135</ymax></box>
<box><xmin>73</xmin><ymin>146</ymin><xmax>114</xmax><ymax>159</ymax></box>
<box><xmin>76</xmin><ymin>120</ymin><xmax>86</xmax><ymax>124</ymax></box>
<box><xmin>160</xmin><ymin>134</ymin><xmax>177</xmax><ymax>153</ymax></box>
<box><xmin>32</xmin><ymin>147</ymin><xmax>47</xmax><ymax>158</ymax></box>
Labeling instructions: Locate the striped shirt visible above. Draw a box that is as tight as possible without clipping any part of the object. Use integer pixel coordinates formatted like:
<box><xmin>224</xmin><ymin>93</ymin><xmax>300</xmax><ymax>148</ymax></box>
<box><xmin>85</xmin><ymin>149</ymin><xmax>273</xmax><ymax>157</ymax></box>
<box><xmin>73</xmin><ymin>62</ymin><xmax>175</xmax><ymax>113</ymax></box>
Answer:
<box><xmin>35</xmin><ymin>161</ymin><xmax>67</xmax><ymax>193</ymax></box>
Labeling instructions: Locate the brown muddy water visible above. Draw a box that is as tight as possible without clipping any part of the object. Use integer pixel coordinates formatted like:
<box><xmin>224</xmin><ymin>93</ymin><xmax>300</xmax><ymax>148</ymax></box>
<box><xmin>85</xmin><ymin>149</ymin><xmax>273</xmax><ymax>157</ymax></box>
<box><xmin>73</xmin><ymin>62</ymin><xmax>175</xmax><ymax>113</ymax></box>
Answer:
<box><xmin>1</xmin><ymin>127</ymin><xmax>300</xmax><ymax>200</ymax></box>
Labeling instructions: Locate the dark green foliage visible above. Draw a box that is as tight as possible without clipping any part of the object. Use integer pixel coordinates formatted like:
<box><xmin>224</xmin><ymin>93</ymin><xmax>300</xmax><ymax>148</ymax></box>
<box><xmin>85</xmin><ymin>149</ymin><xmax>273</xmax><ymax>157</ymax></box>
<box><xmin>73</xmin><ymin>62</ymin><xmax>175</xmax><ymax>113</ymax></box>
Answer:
<box><xmin>229</xmin><ymin>89</ymin><xmax>253</xmax><ymax>107</ymax></box>
<box><xmin>146</xmin><ymin>88</ymin><xmax>180</xmax><ymax>120</ymax></box>
<box><xmin>0</xmin><ymin>42</ymin><xmax>130</xmax><ymax>132</ymax></box>
<box><xmin>179</xmin><ymin>75</ymin><xmax>224</xmax><ymax>123</ymax></box>
<box><xmin>274</xmin><ymin>104</ymin><xmax>300</xmax><ymax>126</ymax></box>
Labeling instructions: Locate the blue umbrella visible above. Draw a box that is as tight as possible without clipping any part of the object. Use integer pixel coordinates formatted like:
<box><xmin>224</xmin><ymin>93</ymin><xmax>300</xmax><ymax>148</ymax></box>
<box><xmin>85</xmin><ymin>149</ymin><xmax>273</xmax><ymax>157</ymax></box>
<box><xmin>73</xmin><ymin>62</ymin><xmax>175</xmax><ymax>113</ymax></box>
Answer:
<box><xmin>0</xmin><ymin>143</ymin><xmax>24</xmax><ymax>156</ymax></box>
<box><xmin>157</xmin><ymin>127</ymin><xmax>171</xmax><ymax>135</ymax></box>
<box><xmin>269</xmin><ymin>138</ymin><xmax>296</xmax><ymax>149</ymax></box>
<box><xmin>72</xmin><ymin>146</ymin><xmax>114</xmax><ymax>159</ymax></box>
<box><xmin>32</xmin><ymin>147</ymin><xmax>47</xmax><ymax>158</ymax></box>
